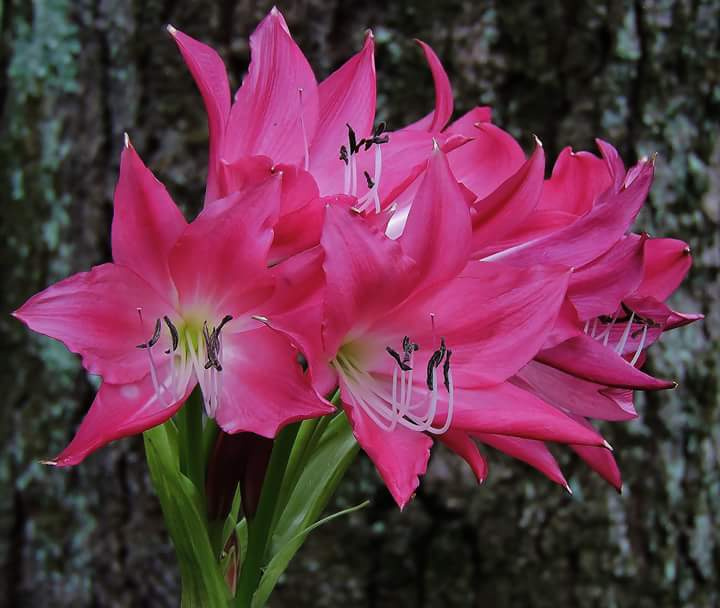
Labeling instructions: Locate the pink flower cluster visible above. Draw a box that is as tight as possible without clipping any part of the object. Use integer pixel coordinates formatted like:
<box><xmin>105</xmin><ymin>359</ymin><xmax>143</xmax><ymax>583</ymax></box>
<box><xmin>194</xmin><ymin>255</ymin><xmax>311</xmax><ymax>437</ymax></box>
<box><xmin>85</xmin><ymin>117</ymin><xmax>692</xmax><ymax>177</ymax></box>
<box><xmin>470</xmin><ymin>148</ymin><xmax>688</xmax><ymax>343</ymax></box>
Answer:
<box><xmin>15</xmin><ymin>8</ymin><xmax>700</xmax><ymax>508</ymax></box>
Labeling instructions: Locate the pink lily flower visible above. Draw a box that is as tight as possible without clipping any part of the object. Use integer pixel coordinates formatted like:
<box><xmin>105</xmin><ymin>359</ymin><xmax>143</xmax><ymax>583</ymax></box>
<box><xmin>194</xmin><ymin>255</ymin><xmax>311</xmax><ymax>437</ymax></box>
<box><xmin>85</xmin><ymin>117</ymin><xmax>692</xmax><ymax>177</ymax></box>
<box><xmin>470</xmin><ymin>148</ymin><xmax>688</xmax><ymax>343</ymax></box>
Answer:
<box><xmin>169</xmin><ymin>8</ymin><xmax>480</xmax><ymax>260</ymax></box>
<box><xmin>13</xmin><ymin>139</ymin><xmax>332</xmax><ymax>465</ymax></box>
<box><xmin>261</xmin><ymin>147</ymin><xmax>609</xmax><ymax>508</ymax></box>
<box><xmin>506</xmin><ymin>235</ymin><xmax>701</xmax><ymax>490</ymax></box>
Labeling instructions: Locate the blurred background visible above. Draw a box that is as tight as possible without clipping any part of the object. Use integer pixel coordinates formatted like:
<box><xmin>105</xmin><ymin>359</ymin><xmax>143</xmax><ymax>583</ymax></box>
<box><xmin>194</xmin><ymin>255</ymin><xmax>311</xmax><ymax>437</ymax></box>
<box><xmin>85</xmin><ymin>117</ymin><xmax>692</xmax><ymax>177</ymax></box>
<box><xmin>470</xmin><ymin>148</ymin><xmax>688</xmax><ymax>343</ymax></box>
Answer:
<box><xmin>0</xmin><ymin>0</ymin><xmax>718</xmax><ymax>606</ymax></box>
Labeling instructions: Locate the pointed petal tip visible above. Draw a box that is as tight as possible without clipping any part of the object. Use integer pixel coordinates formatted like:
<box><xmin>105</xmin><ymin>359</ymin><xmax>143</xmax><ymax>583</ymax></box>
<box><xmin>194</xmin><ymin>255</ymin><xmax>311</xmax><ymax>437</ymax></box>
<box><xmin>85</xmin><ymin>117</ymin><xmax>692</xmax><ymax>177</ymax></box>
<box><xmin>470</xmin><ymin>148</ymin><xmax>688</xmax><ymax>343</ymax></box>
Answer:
<box><xmin>165</xmin><ymin>23</ymin><xmax>177</xmax><ymax>36</ymax></box>
<box><xmin>532</xmin><ymin>133</ymin><xmax>543</xmax><ymax>148</ymax></box>
<box><xmin>123</xmin><ymin>132</ymin><xmax>131</xmax><ymax>148</ymax></box>
<box><xmin>39</xmin><ymin>458</ymin><xmax>58</xmax><ymax>466</ymax></box>
<box><xmin>564</xmin><ymin>482</ymin><xmax>574</xmax><ymax>496</ymax></box>
<box><xmin>364</xmin><ymin>28</ymin><xmax>374</xmax><ymax>41</ymax></box>
<box><xmin>603</xmin><ymin>439</ymin><xmax>614</xmax><ymax>452</ymax></box>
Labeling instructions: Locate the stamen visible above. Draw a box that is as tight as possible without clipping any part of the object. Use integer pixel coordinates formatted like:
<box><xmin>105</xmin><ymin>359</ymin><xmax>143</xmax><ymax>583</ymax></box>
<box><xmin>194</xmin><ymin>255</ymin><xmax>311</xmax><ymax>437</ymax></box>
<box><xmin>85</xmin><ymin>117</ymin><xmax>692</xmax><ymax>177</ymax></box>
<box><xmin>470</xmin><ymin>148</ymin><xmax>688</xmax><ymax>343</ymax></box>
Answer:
<box><xmin>614</xmin><ymin>312</ymin><xmax>636</xmax><ymax>354</ymax></box>
<box><xmin>364</xmin><ymin>170</ymin><xmax>374</xmax><ymax>189</ymax></box>
<box><xmin>443</xmin><ymin>350</ymin><xmax>452</xmax><ymax>391</ymax></box>
<box><xmin>630</xmin><ymin>324</ymin><xmax>648</xmax><ymax>366</ymax></box>
<box><xmin>136</xmin><ymin>308</ymin><xmax>172</xmax><ymax>406</ymax></box>
<box><xmin>163</xmin><ymin>315</ymin><xmax>179</xmax><ymax>353</ymax></box>
<box><xmin>386</xmin><ymin>346</ymin><xmax>412</xmax><ymax>371</ymax></box>
<box><xmin>136</xmin><ymin>318</ymin><xmax>162</xmax><ymax>349</ymax></box>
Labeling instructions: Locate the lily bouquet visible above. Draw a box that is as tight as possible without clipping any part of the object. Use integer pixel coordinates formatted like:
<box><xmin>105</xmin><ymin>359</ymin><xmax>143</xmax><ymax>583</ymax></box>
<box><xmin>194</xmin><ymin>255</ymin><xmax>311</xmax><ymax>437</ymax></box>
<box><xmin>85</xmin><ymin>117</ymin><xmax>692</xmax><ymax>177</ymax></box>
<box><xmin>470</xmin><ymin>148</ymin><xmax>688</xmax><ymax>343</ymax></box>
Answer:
<box><xmin>14</xmin><ymin>8</ymin><xmax>701</xmax><ymax>607</ymax></box>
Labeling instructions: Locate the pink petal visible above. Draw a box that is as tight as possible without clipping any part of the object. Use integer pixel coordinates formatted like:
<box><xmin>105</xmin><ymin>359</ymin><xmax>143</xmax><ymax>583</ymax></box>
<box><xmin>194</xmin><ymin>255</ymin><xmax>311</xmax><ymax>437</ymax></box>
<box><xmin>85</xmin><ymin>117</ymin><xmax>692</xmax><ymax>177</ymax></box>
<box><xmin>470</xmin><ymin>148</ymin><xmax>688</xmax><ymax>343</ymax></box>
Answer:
<box><xmin>488</xmin><ymin>158</ymin><xmax>654</xmax><ymax>269</ymax></box>
<box><xmin>447</xmin><ymin>122</ymin><xmax>526</xmax><ymax>199</ymax></box>
<box><xmin>224</xmin><ymin>8</ymin><xmax>318</xmax><ymax>165</ymax></box>
<box><xmin>214</xmin><ymin>328</ymin><xmax>334</xmax><ymax>437</ymax></box>
<box><xmin>168</xmin><ymin>27</ymin><xmax>231</xmax><ymax>204</ymax></box>
<box><xmin>636</xmin><ymin>238</ymin><xmax>693</xmax><ymax>301</ymax></box>
<box><xmin>447</xmin><ymin>383</ymin><xmax>605</xmax><ymax>446</ymax></box>
<box><xmin>321</xmin><ymin>206</ymin><xmax>418</xmax><ymax>356</ymax></box>
<box><xmin>595</xmin><ymin>139</ymin><xmax>626</xmax><ymax>191</ymax></box>
<box><xmin>217</xmin><ymin>155</ymin><xmax>275</xmax><ymax>200</ymax></box>
<box><xmin>513</xmin><ymin>361</ymin><xmax>638</xmax><ymax>421</ymax></box>
<box><xmin>568</xmin><ymin>233</ymin><xmax>646</xmax><ymax>320</ymax></box>
<box><xmin>400</xmin><ymin>147</ymin><xmax>471</xmax><ymax>287</ymax></box>
<box><xmin>15</xmin><ymin>263</ymin><xmax>173</xmax><ymax>384</ymax></box>
<box><xmin>259</xmin><ymin>247</ymin><xmax>334</xmax><ymax>392</ymax></box>
<box><xmin>475</xmin><ymin>434</ymin><xmax>569</xmax><ymax>489</ymax></box>
<box><xmin>438</xmin><ymin>430</ymin><xmax>487</xmax><ymax>482</ymax></box>
<box><xmin>343</xmin><ymin>395</ymin><xmax>432</xmax><ymax>509</ymax></box>
<box><xmin>111</xmin><ymin>142</ymin><xmax>188</xmax><ymax>301</ymax></box>
<box><xmin>49</xmin><ymin>367</ymin><xmax>194</xmax><ymax>466</ymax></box>
<box><xmin>567</xmin><ymin>414</ymin><xmax>622</xmax><ymax>490</ymax></box>
<box><xmin>538</xmin><ymin>147</ymin><xmax>611</xmax><ymax>215</ymax></box>
<box><xmin>376</xmin><ymin>261</ymin><xmax>571</xmax><ymax>386</ymax></box>
<box><xmin>443</xmin><ymin>106</ymin><xmax>493</xmax><ymax>136</ymax></box>
<box><xmin>570</xmin><ymin>443</ymin><xmax>622</xmax><ymax>491</ymax></box>
<box><xmin>665</xmin><ymin>310</ymin><xmax>704</xmax><ymax>330</ymax></box>
<box><xmin>405</xmin><ymin>40</ymin><xmax>453</xmax><ymax>133</ymax></box>
<box><xmin>537</xmin><ymin>334</ymin><xmax>675</xmax><ymax>390</ymax></box>
<box><xmin>310</xmin><ymin>33</ymin><xmax>376</xmax><ymax>171</ymax></box>
<box><xmin>470</xmin><ymin>140</ymin><xmax>545</xmax><ymax>254</ymax></box>
<box><xmin>168</xmin><ymin>179</ymin><xmax>280</xmax><ymax>313</ymax></box>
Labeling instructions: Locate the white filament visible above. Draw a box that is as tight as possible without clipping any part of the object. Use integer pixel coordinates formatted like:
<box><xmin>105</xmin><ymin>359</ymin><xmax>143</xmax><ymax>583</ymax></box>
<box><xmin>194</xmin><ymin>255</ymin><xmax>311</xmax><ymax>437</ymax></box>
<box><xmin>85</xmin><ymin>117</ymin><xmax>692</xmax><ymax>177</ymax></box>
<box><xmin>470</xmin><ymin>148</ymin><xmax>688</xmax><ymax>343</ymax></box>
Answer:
<box><xmin>353</xmin><ymin>145</ymin><xmax>384</xmax><ymax>214</ymax></box>
<box><xmin>614</xmin><ymin>312</ymin><xmax>636</xmax><ymax>354</ymax></box>
<box><xmin>630</xmin><ymin>324</ymin><xmax>648</xmax><ymax>366</ymax></box>
<box><xmin>298</xmin><ymin>88</ymin><xmax>310</xmax><ymax>172</ymax></box>
<box><xmin>335</xmin><ymin>346</ymin><xmax>453</xmax><ymax>436</ymax></box>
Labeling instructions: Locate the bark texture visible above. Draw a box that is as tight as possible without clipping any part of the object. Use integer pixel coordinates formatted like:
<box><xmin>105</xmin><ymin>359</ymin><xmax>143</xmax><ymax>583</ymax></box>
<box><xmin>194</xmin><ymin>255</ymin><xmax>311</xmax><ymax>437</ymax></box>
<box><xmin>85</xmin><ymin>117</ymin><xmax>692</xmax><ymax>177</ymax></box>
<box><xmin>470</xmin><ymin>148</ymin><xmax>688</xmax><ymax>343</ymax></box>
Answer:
<box><xmin>1</xmin><ymin>1</ymin><xmax>718</xmax><ymax>606</ymax></box>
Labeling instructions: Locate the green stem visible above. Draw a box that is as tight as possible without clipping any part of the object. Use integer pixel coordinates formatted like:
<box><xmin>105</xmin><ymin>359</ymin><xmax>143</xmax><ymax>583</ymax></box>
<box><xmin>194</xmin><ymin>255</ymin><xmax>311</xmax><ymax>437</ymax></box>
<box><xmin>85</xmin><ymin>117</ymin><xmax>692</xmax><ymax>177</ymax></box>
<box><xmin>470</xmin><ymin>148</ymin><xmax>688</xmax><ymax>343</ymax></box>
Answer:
<box><xmin>233</xmin><ymin>423</ymin><xmax>299</xmax><ymax>607</ymax></box>
<box><xmin>177</xmin><ymin>388</ymin><xmax>206</xmax><ymax>498</ymax></box>
<box><xmin>270</xmin><ymin>391</ymin><xmax>340</xmax><ymax>531</ymax></box>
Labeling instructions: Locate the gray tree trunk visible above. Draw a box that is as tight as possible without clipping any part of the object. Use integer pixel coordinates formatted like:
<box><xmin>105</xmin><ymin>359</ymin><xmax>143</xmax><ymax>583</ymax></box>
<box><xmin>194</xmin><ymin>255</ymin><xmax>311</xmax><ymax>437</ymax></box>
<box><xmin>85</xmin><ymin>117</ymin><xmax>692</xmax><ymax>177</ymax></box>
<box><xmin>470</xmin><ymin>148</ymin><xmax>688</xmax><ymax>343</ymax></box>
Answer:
<box><xmin>1</xmin><ymin>1</ymin><xmax>717</xmax><ymax>606</ymax></box>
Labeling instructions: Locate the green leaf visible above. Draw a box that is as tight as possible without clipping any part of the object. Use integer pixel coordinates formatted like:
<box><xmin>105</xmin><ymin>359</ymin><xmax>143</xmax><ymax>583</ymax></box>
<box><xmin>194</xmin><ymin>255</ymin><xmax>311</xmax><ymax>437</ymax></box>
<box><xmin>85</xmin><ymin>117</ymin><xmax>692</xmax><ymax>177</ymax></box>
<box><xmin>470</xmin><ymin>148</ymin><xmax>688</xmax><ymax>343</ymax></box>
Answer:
<box><xmin>251</xmin><ymin>412</ymin><xmax>360</xmax><ymax>606</ymax></box>
<box><xmin>251</xmin><ymin>500</ymin><xmax>369</xmax><ymax>608</ymax></box>
<box><xmin>144</xmin><ymin>424</ymin><xmax>229</xmax><ymax>607</ymax></box>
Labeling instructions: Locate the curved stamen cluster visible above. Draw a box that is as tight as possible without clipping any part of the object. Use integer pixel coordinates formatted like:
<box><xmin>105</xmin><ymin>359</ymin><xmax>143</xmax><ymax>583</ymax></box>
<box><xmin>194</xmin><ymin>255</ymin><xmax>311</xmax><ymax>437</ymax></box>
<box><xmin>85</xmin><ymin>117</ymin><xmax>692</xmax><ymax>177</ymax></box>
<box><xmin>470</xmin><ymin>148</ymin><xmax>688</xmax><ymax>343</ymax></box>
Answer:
<box><xmin>333</xmin><ymin>334</ymin><xmax>454</xmax><ymax>436</ymax></box>
<box><xmin>585</xmin><ymin>302</ymin><xmax>660</xmax><ymax>366</ymax></box>
<box><xmin>339</xmin><ymin>122</ymin><xmax>388</xmax><ymax>212</ymax></box>
<box><xmin>136</xmin><ymin>309</ymin><xmax>233</xmax><ymax>417</ymax></box>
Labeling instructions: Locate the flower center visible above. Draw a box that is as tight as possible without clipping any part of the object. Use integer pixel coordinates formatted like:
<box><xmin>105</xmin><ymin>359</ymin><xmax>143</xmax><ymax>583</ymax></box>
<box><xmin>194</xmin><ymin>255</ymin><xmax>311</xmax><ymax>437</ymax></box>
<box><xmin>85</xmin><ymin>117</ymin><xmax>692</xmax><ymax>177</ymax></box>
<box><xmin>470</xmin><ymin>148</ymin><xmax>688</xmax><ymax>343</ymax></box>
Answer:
<box><xmin>332</xmin><ymin>333</ymin><xmax>454</xmax><ymax>435</ymax></box>
<box><xmin>584</xmin><ymin>302</ymin><xmax>660</xmax><ymax>366</ymax></box>
<box><xmin>136</xmin><ymin>309</ymin><xmax>234</xmax><ymax>417</ymax></box>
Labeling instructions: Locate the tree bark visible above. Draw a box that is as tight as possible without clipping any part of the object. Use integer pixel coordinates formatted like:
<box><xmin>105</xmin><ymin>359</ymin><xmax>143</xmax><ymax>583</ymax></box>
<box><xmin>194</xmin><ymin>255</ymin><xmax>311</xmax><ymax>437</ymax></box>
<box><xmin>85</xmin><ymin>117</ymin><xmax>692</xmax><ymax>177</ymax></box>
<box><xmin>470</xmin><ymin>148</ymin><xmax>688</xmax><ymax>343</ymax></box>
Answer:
<box><xmin>1</xmin><ymin>1</ymin><xmax>717</xmax><ymax>606</ymax></box>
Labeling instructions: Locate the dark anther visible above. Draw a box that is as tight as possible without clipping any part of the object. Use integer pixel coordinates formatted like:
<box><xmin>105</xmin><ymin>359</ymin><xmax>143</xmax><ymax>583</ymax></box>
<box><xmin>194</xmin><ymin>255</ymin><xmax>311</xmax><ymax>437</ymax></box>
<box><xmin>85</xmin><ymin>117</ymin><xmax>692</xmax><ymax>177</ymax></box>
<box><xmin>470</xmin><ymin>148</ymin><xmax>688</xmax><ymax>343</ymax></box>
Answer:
<box><xmin>339</xmin><ymin>145</ymin><xmax>349</xmax><ymax>165</ymax></box>
<box><xmin>386</xmin><ymin>347</ymin><xmax>412</xmax><ymax>371</ymax></box>
<box><xmin>203</xmin><ymin>322</ymin><xmax>223</xmax><ymax>371</ymax></box>
<box><xmin>217</xmin><ymin>315</ymin><xmax>233</xmax><ymax>331</ymax></box>
<box><xmin>163</xmin><ymin>316</ymin><xmax>179</xmax><ymax>354</ymax></box>
<box><xmin>346</xmin><ymin>124</ymin><xmax>361</xmax><ymax>155</ymax></box>
<box><xmin>425</xmin><ymin>339</ymin><xmax>448</xmax><ymax>390</ymax></box>
<box><xmin>363</xmin><ymin>122</ymin><xmax>389</xmax><ymax>151</ymax></box>
<box><xmin>364</xmin><ymin>171</ymin><xmax>375</xmax><ymax>189</ymax></box>
<box><xmin>400</xmin><ymin>335</ymin><xmax>419</xmax><ymax>365</ymax></box>
<box><xmin>443</xmin><ymin>350</ymin><xmax>452</xmax><ymax>391</ymax></box>
<box><xmin>203</xmin><ymin>316</ymin><xmax>233</xmax><ymax>371</ymax></box>
<box><xmin>136</xmin><ymin>318</ymin><xmax>161</xmax><ymax>349</ymax></box>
